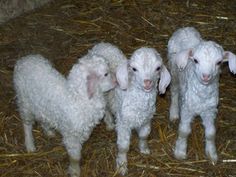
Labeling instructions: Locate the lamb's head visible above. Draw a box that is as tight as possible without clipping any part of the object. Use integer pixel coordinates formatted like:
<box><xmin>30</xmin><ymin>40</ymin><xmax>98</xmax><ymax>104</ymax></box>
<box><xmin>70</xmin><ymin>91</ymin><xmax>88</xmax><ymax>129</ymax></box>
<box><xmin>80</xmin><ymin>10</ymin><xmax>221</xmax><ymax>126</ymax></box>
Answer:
<box><xmin>69</xmin><ymin>55</ymin><xmax>116</xmax><ymax>99</ymax></box>
<box><xmin>174</xmin><ymin>41</ymin><xmax>236</xmax><ymax>85</ymax></box>
<box><xmin>116</xmin><ymin>47</ymin><xmax>171</xmax><ymax>94</ymax></box>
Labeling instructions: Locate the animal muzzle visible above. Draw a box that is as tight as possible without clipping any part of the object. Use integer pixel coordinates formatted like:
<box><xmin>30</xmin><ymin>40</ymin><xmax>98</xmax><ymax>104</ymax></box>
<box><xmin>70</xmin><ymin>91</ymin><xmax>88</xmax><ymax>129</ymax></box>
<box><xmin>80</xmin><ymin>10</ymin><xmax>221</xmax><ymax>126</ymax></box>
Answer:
<box><xmin>202</xmin><ymin>74</ymin><xmax>211</xmax><ymax>81</ymax></box>
<box><xmin>143</xmin><ymin>79</ymin><xmax>153</xmax><ymax>91</ymax></box>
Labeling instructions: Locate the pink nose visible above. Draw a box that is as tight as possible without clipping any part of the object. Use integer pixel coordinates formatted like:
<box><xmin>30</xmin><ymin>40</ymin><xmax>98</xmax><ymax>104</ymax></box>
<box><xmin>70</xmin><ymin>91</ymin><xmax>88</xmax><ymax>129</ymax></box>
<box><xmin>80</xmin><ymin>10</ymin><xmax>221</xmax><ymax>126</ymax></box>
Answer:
<box><xmin>144</xmin><ymin>79</ymin><xmax>152</xmax><ymax>89</ymax></box>
<box><xmin>111</xmin><ymin>73</ymin><xmax>118</xmax><ymax>86</ymax></box>
<box><xmin>202</xmin><ymin>74</ymin><xmax>210</xmax><ymax>81</ymax></box>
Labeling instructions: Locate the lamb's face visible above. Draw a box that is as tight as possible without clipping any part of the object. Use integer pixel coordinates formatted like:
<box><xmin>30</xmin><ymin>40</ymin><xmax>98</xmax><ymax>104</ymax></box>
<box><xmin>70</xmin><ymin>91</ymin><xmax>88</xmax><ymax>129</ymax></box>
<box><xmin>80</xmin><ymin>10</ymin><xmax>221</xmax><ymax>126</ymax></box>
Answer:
<box><xmin>191</xmin><ymin>41</ymin><xmax>224</xmax><ymax>85</ymax></box>
<box><xmin>129</xmin><ymin>48</ymin><xmax>163</xmax><ymax>92</ymax></box>
<box><xmin>79</xmin><ymin>55</ymin><xmax>116</xmax><ymax>98</ymax></box>
<box><xmin>96</xmin><ymin>61</ymin><xmax>117</xmax><ymax>92</ymax></box>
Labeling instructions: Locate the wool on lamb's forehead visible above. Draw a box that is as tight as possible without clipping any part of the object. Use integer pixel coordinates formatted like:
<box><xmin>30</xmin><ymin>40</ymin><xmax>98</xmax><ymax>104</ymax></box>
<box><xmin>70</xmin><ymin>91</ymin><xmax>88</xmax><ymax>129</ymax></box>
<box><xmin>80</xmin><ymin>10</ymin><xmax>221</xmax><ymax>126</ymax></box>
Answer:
<box><xmin>131</xmin><ymin>47</ymin><xmax>163</xmax><ymax>67</ymax></box>
<box><xmin>82</xmin><ymin>55</ymin><xmax>107</xmax><ymax>68</ymax></box>
<box><xmin>194</xmin><ymin>41</ymin><xmax>224</xmax><ymax>61</ymax></box>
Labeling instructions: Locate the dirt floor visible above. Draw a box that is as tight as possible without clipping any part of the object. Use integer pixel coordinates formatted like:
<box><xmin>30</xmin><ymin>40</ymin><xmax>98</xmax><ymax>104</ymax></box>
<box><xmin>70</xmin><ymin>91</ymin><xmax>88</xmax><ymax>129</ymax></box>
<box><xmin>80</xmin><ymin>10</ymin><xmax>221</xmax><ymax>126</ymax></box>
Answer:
<box><xmin>0</xmin><ymin>0</ymin><xmax>236</xmax><ymax>176</ymax></box>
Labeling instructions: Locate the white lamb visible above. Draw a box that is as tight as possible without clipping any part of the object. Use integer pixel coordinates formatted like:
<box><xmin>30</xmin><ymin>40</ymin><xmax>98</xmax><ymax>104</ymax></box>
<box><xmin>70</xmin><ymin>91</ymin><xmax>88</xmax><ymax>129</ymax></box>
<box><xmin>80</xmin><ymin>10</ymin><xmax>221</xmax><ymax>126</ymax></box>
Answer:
<box><xmin>90</xmin><ymin>43</ymin><xmax>171</xmax><ymax>175</ymax></box>
<box><xmin>115</xmin><ymin>47</ymin><xmax>171</xmax><ymax>175</ymax></box>
<box><xmin>88</xmin><ymin>42</ymin><xmax>128</xmax><ymax>130</ymax></box>
<box><xmin>13</xmin><ymin>54</ymin><xmax>116</xmax><ymax>177</ymax></box>
<box><xmin>168</xmin><ymin>27</ymin><xmax>236</xmax><ymax>163</ymax></box>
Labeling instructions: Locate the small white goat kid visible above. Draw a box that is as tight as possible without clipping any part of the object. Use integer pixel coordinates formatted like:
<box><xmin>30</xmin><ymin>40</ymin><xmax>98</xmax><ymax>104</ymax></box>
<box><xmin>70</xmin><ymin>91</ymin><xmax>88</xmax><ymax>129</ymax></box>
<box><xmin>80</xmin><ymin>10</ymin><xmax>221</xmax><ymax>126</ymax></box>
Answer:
<box><xmin>13</xmin><ymin>54</ymin><xmax>115</xmax><ymax>177</ymax></box>
<box><xmin>114</xmin><ymin>47</ymin><xmax>171</xmax><ymax>175</ymax></box>
<box><xmin>168</xmin><ymin>27</ymin><xmax>236</xmax><ymax>163</ymax></box>
<box><xmin>88</xmin><ymin>42</ymin><xmax>128</xmax><ymax>130</ymax></box>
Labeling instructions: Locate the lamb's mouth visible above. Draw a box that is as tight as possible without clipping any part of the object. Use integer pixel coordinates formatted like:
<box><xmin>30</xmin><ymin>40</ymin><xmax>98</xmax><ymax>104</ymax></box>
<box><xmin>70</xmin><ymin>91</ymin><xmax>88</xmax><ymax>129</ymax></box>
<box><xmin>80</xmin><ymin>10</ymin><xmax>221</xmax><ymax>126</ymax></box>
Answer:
<box><xmin>143</xmin><ymin>85</ymin><xmax>153</xmax><ymax>92</ymax></box>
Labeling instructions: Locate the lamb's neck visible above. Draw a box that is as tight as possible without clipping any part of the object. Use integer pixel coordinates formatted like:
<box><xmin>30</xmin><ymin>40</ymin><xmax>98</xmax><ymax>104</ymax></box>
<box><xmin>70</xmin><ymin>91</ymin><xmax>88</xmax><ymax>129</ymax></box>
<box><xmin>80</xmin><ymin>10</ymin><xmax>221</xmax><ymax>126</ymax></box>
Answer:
<box><xmin>66</xmin><ymin>79</ymin><xmax>89</xmax><ymax>101</ymax></box>
<box><xmin>67</xmin><ymin>80</ymin><xmax>105</xmax><ymax>107</ymax></box>
<box><xmin>188</xmin><ymin>68</ymin><xmax>219</xmax><ymax>98</ymax></box>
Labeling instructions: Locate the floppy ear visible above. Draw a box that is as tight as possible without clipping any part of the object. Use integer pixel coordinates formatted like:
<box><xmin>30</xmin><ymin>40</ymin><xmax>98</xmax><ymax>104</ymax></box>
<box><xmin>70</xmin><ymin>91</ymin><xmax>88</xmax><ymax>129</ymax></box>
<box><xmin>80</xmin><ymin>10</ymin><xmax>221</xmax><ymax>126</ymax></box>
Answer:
<box><xmin>174</xmin><ymin>49</ymin><xmax>193</xmax><ymax>70</ymax></box>
<box><xmin>159</xmin><ymin>65</ymin><xmax>171</xmax><ymax>94</ymax></box>
<box><xmin>116</xmin><ymin>60</ymin><xmax>129</xmax><ymax>90</ymax></box>
<box><xmin>224</xmin><ymin>51</ymin><xmax>236</xmax><ymax>74</ymax></box>
<box><xmin>86</xmin><ymin>72</ymin><xmax>99</xmax><ymax>99</ymax></box>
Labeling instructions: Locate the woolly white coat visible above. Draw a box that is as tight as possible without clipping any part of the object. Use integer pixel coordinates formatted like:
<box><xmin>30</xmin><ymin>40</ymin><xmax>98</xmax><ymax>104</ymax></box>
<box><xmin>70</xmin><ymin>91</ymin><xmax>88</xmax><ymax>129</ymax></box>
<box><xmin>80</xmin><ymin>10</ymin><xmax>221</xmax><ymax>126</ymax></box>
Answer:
<box><xmin>89</xmin><ymin>43</ymin><xmax>171</xmax><ymax>175</ymax></box>
<box><xmin>14</xmin><ymin>54</ymin><xmax>115</xmax><ymax>177</ymax></box>
<box><xmin>168</xmin><ymin>27</ymin><xmax>236</xmax><ymax>163</ymax></box>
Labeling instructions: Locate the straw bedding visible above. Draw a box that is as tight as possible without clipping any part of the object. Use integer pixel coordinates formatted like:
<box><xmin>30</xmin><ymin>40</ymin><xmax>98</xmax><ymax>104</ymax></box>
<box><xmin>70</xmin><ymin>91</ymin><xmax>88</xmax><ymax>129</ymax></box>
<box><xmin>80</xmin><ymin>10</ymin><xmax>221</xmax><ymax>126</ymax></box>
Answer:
<box><xmin>0</xmin><ymin>0</ymin><xmax>235</xmax><ymax>176</ymax></box>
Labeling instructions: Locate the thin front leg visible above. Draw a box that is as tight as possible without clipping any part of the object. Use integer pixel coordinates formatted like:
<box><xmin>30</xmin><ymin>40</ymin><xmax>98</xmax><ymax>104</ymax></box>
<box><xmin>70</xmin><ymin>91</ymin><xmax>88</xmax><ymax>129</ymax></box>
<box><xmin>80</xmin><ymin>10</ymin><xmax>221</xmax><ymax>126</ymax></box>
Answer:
<box><xmin>174</xmin><ymin>108</ymin><xmax>194</xmax><ymax>160</ymax></box>
<box><xmin>116</xmin><ymin>124</ymin><xmax>131</xmax><ymax>176</ymax></box>
<box><xmin>137</xmin><ymin>121</ymin><xmax>151</xmax><ymax>154</ymax></box>
<box><xmin>63</xmin><ymin>136</ymin><xmax>82</xmax><ymax>177</ymax></box>
<box><xmin>201</xmin><ymin>111</ymin><xmax>218</xmax><ymax>164</ymax></box>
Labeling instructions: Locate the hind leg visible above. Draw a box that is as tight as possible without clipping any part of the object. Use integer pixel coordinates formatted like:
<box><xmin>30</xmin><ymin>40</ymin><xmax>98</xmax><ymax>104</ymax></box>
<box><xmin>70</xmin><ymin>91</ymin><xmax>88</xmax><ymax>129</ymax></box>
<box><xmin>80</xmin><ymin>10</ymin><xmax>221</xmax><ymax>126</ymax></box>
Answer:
<box><xmin>20</xmin><ymin>108</ymin><xmax>36</xmax><ymax>152</ymax></box>
<box><xmin>23</xmin><ymin>121</ymin><xmax>35</xmax><ymax>152</ymax></box>
<box><xmin>169</xmin><ymin>86</ymin><xmax>179</xmax><ymax>121</ymax></box>
<box><xmin>169</xmin><ymin>69</ymin><xmax>180</xmax><ymax>121</ymax></box>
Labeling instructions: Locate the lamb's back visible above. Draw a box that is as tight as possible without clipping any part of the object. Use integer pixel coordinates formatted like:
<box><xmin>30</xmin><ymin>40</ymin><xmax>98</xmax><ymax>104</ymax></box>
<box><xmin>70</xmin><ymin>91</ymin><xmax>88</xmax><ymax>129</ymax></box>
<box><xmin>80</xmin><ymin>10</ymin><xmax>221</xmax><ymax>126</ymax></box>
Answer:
<box><xmin>14</xmin><ymin>55</ymin><xmax>69</xmax><ymax>126</ymax></box>
<box><xmin>90</xmin><ymin>42</ymin><xmax>126</xmax><ymax>71</ymax></box>
<box><xmin>14</xmin><ymin>54</ymin><xmax>66</xmax><ymax>96</ymax></box>
<box><xmin>168</xmin><ymin>27</ymin><xmax>202</xmax><ymax>55</ymax></box>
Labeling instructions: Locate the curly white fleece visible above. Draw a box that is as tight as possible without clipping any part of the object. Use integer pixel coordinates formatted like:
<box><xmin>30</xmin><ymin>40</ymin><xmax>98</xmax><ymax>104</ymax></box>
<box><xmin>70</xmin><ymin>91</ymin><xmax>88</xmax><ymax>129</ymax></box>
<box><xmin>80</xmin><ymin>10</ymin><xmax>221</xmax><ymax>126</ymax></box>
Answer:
<box><xmin>89</xmin><ymin>43</ymin><xmax>171</xmax><ymax>175</ymax></box>
<box><xmin>168</xmin><ymin>27</ymin><xmax>236</xmax><ymax>163</ymax></box>
<box><xmin>13</xmin><ymin>54</ymin><xmax>114</xmax><ymax>177</ymax></box>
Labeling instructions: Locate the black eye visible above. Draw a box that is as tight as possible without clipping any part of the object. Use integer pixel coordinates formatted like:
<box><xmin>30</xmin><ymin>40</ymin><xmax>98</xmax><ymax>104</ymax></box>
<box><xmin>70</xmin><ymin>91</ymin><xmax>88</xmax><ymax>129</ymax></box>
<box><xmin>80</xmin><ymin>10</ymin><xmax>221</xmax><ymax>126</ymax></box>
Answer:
<box><xmin>193</xmin><ymin>58</ymin><xmax>199</xmax><ymax>64</ymax></box>
<box><xmin>156</xmin><ymin>66</ymin><xmax>161</xmax><ymax>71</ymax></box>
<box><xmin>104</xmin><ymin>73</ymin><xmax>108</xmax><ymax>77</ymax></box>
<box><xmin>132</xmin><ymin>67</ymin><xmax>137</xmax><ymax>72</ymax></box>
<box><xmin>216</xmin><ymin>61</ymin><xmax>222</xmax><ymax>65</ymax></box>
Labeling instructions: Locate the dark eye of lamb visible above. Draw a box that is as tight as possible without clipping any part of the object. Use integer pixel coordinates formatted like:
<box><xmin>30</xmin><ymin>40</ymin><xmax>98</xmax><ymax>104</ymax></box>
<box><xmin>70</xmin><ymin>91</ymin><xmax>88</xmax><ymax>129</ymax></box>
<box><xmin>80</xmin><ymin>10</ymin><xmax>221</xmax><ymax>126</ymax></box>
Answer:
<box><xmin>132</xmin><ymin>67</ymin><xmax>137</xmax><ymax>72</ymax></box>
<box><xmin>156</xmin><ymin>66</ymin><xmax>161</xmax><ymax>71</ymax></box>
<box><xmin>193</xmin><ymin>58</ymin><xmax>198</xmax><ymax>64</ymax></box>
<box><xmin>216</xmin><ymin>61</ymin><xmax>222</xmax><ymax>65</ymax></box>
<box><xmin>104</xmin><ymin>73</ymin><xmax>108</xmax><ymax>77</ymax></box>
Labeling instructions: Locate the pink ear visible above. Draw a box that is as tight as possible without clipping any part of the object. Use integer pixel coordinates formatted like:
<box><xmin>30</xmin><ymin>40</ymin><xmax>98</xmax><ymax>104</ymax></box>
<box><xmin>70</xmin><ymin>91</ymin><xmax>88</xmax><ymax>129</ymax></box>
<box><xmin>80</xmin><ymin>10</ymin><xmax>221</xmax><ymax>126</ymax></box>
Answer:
<box><xmin>159</xmin><ymin>65</ymin><xmax>171</xmax><ymax>94</ymax></box>
<box><xmin>174</xmin><ymin>49</ymin><xmax>192</xmax><ymax>70</ymax></box>
<box><xmin>116</xmin><ymin>60</ymin><xmax>129</xmax><ymax>90</ymax></box>
<box><xmin>87</xmin><ymin>73</ymin><xmax>99</xmax><ymax>99</ymax></box>
<box><xmin>224</xmin><ymin>51</ymin><xmax>236</xmax><ymax>74</ymax></box>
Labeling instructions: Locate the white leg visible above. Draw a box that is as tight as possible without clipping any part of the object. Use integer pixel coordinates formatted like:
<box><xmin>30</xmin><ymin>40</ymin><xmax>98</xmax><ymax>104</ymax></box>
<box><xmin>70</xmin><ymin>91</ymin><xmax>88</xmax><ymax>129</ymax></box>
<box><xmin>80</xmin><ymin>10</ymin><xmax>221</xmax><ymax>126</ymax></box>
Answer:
<box><xmin>116</xmin><ymin>124</ymin><xmax>131</xmax><ymax>176</ymax></box>
<box><xmin>201</xmin><ymin>112</ymin><xmax>218</xmax><ymax>164</ymax></box>
<box><xmin>18</xmin><ymin>102</ymin><xmax>36</xmax><ymax>152</ymax></box>
<box><xmin>23</xmin><ymin>121</ymin><xmax>36</xmax><ymax>152</ymax></box>
<box><xmin>104</xmin><ymin>110</ymin><xmax>115</xmax><ymax>130</ymax></box>
<box><xmin>137</xmin><ymin>121</ymin><xmax>151</xmax><ymax>154</ymax></box>
<box><xmin>174</xmin><ymin>108</ymin><xmax>193</xmax><ymax>160</ymax></box>
<box><xmin>169</xmin><ymin>69</ymin><xmax>180</xmax><ymax>121</ymax></box>
<box><xmin>63</xmin><ymin>136</ymin><xmax>82</xmax><ymax>177</ymax></box>
<box><xmin>20</xmin><ymin>108</ymin><xmax>36</xmax><ymax>152</ymax></box>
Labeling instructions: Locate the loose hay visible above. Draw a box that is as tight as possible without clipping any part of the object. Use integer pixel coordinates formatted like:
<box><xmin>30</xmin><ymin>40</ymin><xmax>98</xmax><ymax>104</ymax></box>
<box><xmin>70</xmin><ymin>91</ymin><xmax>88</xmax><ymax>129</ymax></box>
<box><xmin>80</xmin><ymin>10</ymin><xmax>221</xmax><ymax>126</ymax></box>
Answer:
<box><xmin>0</xmin><ymin>0</ymin><xmax>236</xmax><ymax>176</ymax></box>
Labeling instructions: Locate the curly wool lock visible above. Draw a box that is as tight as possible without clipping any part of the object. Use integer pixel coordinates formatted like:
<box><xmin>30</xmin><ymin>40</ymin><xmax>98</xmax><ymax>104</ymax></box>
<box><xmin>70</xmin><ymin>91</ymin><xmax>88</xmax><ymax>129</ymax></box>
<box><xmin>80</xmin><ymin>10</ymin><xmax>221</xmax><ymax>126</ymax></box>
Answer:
<box><xmin>13</xmin><ymin>54</ymin><xmax>115</xmax><ymax>177</ymax></box>
<box><xmin>168</xmin><ymin>27</ymin><xmax>236</xmax><ymax>163</ymax></box>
